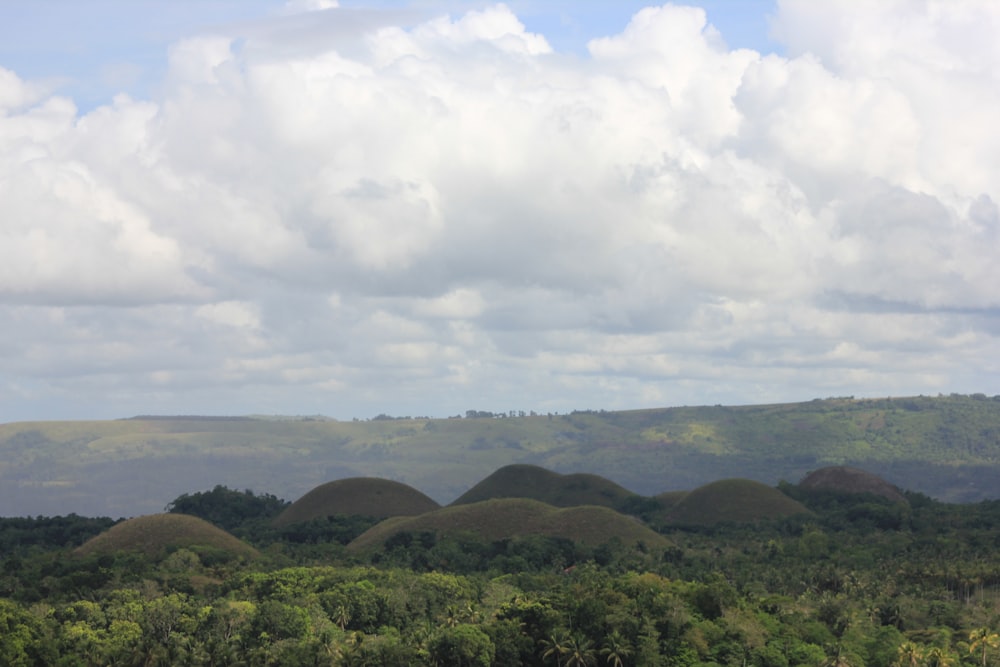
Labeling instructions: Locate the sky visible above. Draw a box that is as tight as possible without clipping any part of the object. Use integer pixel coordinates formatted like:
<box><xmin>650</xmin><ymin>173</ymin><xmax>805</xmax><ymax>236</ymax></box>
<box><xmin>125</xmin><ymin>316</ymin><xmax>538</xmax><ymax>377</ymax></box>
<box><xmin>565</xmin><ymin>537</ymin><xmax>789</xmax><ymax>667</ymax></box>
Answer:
<box><xmin>1</xmin><ymin>1</ymin><xmax>998</xmax><ymax>421</ymax></box>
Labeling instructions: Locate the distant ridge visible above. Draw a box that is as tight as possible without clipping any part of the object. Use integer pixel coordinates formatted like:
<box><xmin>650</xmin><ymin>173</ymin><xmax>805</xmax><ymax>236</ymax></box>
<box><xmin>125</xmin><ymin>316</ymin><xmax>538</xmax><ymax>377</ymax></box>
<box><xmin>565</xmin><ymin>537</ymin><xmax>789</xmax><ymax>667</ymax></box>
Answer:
<box><xmin>273</xmin><ymin>477</ymin><xmax>441</xmax><ymax>526</ymax></box>
<box><xmin>451</xmin><ymin>464</ymin><xmax>638</xmax><ymax>509</ymax></box>
<box><xmin>346</xmin><ymin>498</ymin><xmax>669</xmax><ymax>552</ymax></box>
<box><xmin>4</xmin><ymin>394</ymin><xmax>1000</xmax><ymax>517</ymax></box>
<box><xmin>75</xmin><ymin>514</ymin><xmax>258</xmax><ymax>559</ymax></box>
<box><xmin>799</xmin><ymin>466</ymin><xmax>908</xmax><ymax>504</ymax></box>
<box><xmin>123</xmin><ymin>415</ymin><xmax>258</xmax><ymax>421</ymax></box>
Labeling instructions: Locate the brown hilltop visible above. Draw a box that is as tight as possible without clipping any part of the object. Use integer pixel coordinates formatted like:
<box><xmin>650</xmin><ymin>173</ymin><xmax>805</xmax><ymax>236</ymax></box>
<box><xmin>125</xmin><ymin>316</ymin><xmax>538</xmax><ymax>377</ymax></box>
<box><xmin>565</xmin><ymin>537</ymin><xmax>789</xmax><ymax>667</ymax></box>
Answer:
<box><xmin>451</xmin><ymin>464</ymin><xmax>638</xmax><ymax>509</ymax></box>
<box><xmin>273</xmin><ymin>477</ymin><xmax>440</xmax><ymax>527</ymax></box>
<box><xmin>799</xmin><ymin>466</ymin><xmax>908</xmax><ymax>504</ymax></box>
<box><xmin>346</xmin><ymin>498</ymin><xmax>670</xmax><ymax>552</ymax></box>
<box><xmin>75</xmin><ymin>514</ymin><xmax>258</xmax><ymax>559</ymax></box>
<box><xmin>659</xmin><ymin>479</ymin><xmax>811</xmax><ymax>526</ymax></box>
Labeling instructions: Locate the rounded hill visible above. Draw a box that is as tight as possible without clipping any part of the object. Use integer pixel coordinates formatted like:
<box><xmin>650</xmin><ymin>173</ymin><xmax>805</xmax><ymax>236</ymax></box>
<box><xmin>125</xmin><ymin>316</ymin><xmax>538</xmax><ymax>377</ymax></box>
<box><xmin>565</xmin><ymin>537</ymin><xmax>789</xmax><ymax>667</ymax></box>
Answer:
<box><xmin>662</xmin><ymin>479</ymin><xmax>811</xmax><ymax>526</ymax></box>
<box><xmin>347</xmin><ymin>498</ymin><xmax>669</xmax><ymax>552</ymax></box>
<box><xmin>75</xmin><ymin>514</ymin><xmax>258</xmax><ymax>559</ymax></box>
<box><xmin>451</xmin><ymin>464</ymin><xmax>638</xmax><ymax>509</ymax></box>
<box><xmin>273</xmin><ymin>477</ymin><xmax>440</xmax><ymax>527</ymax></box>
<box><xmin>799</xmin><ymin>466</ymin><xmax>908</xmax><ymax>504</ymax></box>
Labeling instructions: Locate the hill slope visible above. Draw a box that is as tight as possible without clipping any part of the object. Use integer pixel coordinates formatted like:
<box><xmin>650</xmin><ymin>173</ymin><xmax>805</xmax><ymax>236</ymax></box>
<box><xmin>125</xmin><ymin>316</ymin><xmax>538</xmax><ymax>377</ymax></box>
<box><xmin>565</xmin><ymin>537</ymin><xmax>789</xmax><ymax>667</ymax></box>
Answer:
<box><xmin>273</xmin><ymin>477</ymin><xmax>440</xmax><ymax>526</ymax></box>
<box><xmin>3</xmin><ymin>394</ymin><xmax>1000</xmax><ymax>516</ymax></box>
<box><xmin>346</xmin><ymin>498</ymin><xmax>669</xmax><ymax>552</ymax></box>
<box><xmin>659</xmin><ymin>479</ymin><xmax>811</xmax><ymax>526</ymax></box>
<box><xmin>799</xmin><ymin>466</ymin><xmax>908</xmax><ymax>504</ymax></box>
<box><xmin>451</xmin><ymin>464</ymin><xmax>638</xmax><ymax>509</ymax></box>
<box><xmin>75</xmin><ymin>514</ymin><xmax>258</xmax><ymax>559</ymax></box>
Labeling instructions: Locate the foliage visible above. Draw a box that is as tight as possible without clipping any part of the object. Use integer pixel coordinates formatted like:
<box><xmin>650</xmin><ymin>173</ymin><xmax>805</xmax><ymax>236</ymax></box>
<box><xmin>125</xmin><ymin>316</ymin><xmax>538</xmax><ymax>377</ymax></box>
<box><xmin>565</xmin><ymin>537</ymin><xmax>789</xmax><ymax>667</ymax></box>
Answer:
<box><xmin>0</xmin><ymin>485</ymin><xmax>998</xmax><ymax>665</ymax></box>
<box><xmin>165</xmin><ymin>484</ymin><xmax>288</xmax><ymax>531</ymax></box>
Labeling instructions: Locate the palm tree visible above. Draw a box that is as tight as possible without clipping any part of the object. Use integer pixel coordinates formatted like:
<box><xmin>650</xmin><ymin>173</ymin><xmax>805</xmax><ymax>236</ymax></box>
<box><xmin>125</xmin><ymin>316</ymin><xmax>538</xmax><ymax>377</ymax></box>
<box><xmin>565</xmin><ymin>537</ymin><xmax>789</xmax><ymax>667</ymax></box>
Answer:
<box><xmin>926</xmin><ymin>646</ymin><xmax>958</xmax><ymax>667</ymax></box>
<box><xmin>894</xmin><ymin>641</ymin><xmax>924</xmax><ymax>667</ymax></box>
<box><xmin>540</xmin><ymin>632</ymin><xmax>570</xmax><ymax>667</ymax></box>
<box><xmin>969</xmin><ymin>628</ymin><xmax>1000</xmax><ymax>667</ymax></box>
<box><xmin>600</xmin><ymin>630</ymin><xmax>632</xmax><ymax>667</ymax></box>
<box><xmin>332</xmin><ymin>604</ymin><xmax>350</xmax><ymax>632</ymax></box>
<box><xmin>823</xmin><ymin>643</ymin><xmax>854</xmax><ymax>667</ymax></box>
<box><xmin>563</xmin><ymin>633</ymin><xmax>597</xmax><ymax>667</ymax></box>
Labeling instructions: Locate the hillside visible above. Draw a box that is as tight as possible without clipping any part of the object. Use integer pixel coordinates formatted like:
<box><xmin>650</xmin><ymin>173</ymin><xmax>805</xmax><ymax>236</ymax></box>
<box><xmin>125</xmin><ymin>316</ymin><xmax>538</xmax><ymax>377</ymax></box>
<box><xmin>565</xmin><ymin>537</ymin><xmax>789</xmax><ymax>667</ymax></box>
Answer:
<box><xmin>273</xmin><ymin>477</ymin><xmax>440</xmax><ymax>526</ymax></box>
<box><xmin>450</xmin><ymin>464</ymin><xmax>638</xmax><ymax>509</ymax></box>
<box><xmin>346</xmin><ymin>498</ymin><xmax>670</xmax><ymax>552</ymax></box>
<box><xmin>75</xmin><ymin>513</ymin><xmax>258</xmax><ymax>559</ymax></box>
<box><xmin>2</xmin><ymin>394</ymin><xmax>1000</xmax><ymax>516</ymax></box>
<box><xmin>799</xmin><ymin>466</ymin><xmax>909</xmax><ymax>504</ymax></box>
<box><xmin>657</xmin><ymin>479</ymin><xmax>812</xmax><ymax>526</ymax></box>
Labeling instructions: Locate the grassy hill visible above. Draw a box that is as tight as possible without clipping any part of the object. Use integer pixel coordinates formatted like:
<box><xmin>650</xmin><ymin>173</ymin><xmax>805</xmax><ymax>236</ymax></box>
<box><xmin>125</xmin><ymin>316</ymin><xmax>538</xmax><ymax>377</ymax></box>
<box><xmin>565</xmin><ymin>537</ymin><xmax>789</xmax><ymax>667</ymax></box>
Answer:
<box><xmin>3</xmin><ymin>394</ymin><xmax>1000</xmax><ymax>516</ymax></box>
<box><xmin>75</xmin><ymin>513</ymin><xmax>258</xmax><ymax>559</ymax></box>
<box><xmin>798</xmin><ymin>466</ymin><xmax>908</xmax><ymax>504</ymax></box>
<box><xmin>450</xmin><ymin>464</ymin><xmax>638</xmax><ymax>509</ymax></box>
<box><xmin>656</xmin><ymin>479</ymin><xmax>811</xmax><ymax>526</ymax></box>
<box><xmin>273</xmin><ymin>477</ymin><xmax>440</xmax><ymax>527</ymax></box>
<box><xmin>346</xmin><ymin>498</ymin><xmax>669</xmax><ymax>552</ymax></box>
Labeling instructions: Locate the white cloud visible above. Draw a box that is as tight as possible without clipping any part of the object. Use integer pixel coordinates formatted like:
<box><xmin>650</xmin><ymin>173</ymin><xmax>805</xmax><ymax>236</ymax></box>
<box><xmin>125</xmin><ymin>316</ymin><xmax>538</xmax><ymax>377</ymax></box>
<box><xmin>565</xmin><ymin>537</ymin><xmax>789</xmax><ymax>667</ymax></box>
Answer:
<box><xmin>1</xmin><ymin>1</ymin><xmax>999</xmax><ymax>421</ymax></box>
<box><xmin>283</xmin><ymin>0</ymin><xmax>340</xmax><ymax>13</ymax></box>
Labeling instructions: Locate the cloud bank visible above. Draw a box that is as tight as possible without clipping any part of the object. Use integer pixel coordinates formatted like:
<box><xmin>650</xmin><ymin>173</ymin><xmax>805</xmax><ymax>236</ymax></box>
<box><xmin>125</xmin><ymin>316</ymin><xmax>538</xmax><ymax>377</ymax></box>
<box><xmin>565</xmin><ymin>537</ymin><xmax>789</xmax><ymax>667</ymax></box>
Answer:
<box><xmin>2</xmin><ymin>1</ymin><xmax>998</xmax><ymax>419</ymax></box>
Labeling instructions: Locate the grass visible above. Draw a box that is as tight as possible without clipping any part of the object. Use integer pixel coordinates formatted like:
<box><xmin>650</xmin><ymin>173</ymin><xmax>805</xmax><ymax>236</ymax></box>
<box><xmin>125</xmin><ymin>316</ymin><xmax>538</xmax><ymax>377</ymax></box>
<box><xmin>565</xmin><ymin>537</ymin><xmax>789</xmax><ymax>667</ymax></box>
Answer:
<box><xmin>74</xmin><ymin>514</ymin><xmax>258</xmax><ymax>559</ymax></box>
<box><xmin>658</xmin><ymin>479</ymin><xmax>812</xmax><ymax>526</ymax></box>
<box><xmin>798</xmin><ymin>466</ymin><xmax>908</xmax><ymax>503</ymax></box>
<box><xmin>450</xmin><ymin>464</ymin><xmax>639</xmax><ymax>509</ymax></box>
<box><xmin>273</xmin><ymin>477</ymin><xmax>441</xmax><ymax>526</ymax></box>
<box><xmin>346</xmin><ymin>498</ymin><xmax>670</xmax><ymax>552</ymax></box>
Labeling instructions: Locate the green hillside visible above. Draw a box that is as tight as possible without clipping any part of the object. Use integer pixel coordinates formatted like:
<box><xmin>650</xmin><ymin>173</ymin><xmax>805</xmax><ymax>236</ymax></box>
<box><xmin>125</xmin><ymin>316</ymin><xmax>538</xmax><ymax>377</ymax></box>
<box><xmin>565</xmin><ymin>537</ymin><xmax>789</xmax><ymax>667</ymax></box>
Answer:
<box><xmin>2</xmin><ymin>394</ymin><xmax>1000</xmax><ymax>516</ymax></box>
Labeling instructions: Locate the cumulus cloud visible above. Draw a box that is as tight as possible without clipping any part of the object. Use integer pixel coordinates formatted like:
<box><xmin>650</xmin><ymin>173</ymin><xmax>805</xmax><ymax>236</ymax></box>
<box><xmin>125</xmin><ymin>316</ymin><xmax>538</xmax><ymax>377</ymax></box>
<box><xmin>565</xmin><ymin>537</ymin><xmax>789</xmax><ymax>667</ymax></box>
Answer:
<box><xmin>1</xmin><ymin>1</ymin><xmax>998</xmax><ymax>420</ymax></box>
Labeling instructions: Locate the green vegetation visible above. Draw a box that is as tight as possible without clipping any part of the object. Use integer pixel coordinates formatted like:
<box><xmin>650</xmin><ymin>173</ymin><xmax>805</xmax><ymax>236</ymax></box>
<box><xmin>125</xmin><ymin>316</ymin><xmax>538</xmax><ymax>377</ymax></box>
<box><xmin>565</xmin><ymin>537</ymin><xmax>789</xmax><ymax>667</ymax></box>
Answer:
<box><xmin>3</xmin><ymin>467</ymin><xmax>1000</xmax><ymax>666</ymax></box>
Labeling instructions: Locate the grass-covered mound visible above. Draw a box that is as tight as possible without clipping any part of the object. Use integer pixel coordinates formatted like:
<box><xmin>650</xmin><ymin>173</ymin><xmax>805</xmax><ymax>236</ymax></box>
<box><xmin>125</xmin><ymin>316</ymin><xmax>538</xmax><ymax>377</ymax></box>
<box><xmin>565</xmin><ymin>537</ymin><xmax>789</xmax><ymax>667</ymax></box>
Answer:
<box><xmin>346</xmin><ymin>498</ymin><xmax>669</xmax><ymax>552</ymax></box>
<box><xmin>74</xmin><ymin>513</ymin><xmax>258</xmax><ymax>559</ymax></box>
<box><xmin>450</xmin><ymin>464</ymin><xmax>638</xmax><ymax>509</ymax></box>
<box><xmin>798</xmin><ymin>466</ymin><xmax>908</xmax><ymax>504</ymax></box>
<box><xmin>273</xmin><ymin>477</ymin><xmax>440</xmax><ymax>527</ymax></box>
<box><xmin>661</xmin><ymin>479</ymin><xmax>811</xmax><ymax>526</ymax></box>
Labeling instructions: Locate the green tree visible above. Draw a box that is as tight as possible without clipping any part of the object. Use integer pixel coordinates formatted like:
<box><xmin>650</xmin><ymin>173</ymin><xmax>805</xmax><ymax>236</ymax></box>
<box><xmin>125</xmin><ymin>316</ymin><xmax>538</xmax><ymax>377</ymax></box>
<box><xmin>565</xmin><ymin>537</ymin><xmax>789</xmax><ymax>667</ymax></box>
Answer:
<box><xmin>428</xmin><ymin>624</ymin><xmax>495</xmax><ymax>667</ymax></box>
<box><xmin>563</xmin><ymin>632</ymin><xmax>597</xmax><ymax>667</ymax></box>
<box><xmin>969</xmin><ymin>628</ymin><xmax>1000</xmax><ymax>667</ymax></box>
<box><xmin>541</xmin><ymin>632</ymin><xmax>570</xmax><ymax>666</ymax></box>
<box><xmin>894</xmin><ymin>641</ymin><xmax>924</xmax><ymax>667</ymax></box>
<box><xmin>600</xmin><ymin>630</ymin><xmax>632</xmax><ymax>667</ymax></box>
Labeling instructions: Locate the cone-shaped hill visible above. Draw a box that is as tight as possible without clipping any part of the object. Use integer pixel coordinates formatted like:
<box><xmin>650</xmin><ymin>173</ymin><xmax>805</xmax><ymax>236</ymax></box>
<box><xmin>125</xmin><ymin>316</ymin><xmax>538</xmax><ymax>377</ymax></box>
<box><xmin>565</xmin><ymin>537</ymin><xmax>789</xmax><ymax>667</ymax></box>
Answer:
<box><xmin>660</xmin><ymin>479</ymin><xmax>811</xmax><ymax>526</ymax></box>
<box><xmin>75</xmin><ymin>514</ymin><xmax>258</xmax><ymax>559</ymax></box>
<box><xmin>451</xmin><ymin>464</ymin><xmax>638</xmax><ymax>509</ymax></box>
<box><xmin>347</xmin><ymin>498</ymin><xmax>669</xmax><ymax>553</ymax></box>
<box><xmin>273</xmin><ymin>477</ymin><xmax>441</xmax><ymax>527</ymax></box>
<box><xmin>799</xmin><ymin>466</ymin><xmax>908</xmax><ymax>504</ymax></box>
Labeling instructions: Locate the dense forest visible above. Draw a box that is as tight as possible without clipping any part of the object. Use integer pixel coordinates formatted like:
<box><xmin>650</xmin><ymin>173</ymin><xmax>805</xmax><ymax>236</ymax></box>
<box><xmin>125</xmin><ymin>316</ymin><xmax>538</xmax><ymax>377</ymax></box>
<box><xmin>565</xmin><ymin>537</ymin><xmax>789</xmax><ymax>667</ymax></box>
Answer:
<box><xmin>2</xmin><ymin>481</ymin><xmax>1000</xmax><ymax>666</ymax></box>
